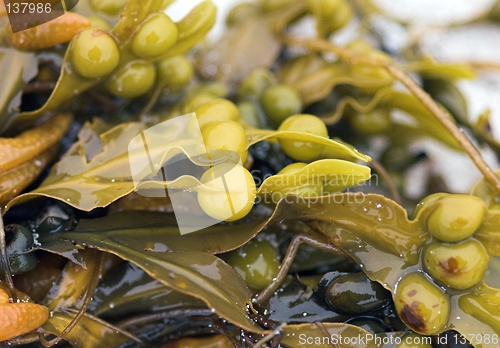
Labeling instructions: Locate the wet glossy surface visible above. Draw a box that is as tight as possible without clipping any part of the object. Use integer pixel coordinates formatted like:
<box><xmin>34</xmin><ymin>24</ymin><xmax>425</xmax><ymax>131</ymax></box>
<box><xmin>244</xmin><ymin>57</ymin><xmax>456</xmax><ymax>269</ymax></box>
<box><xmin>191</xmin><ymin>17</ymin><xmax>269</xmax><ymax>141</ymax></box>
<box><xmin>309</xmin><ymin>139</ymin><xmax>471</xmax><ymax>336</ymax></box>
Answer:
<box><xmin>245</xmin><ymin>128</ymin><xmax>371</xmax><ymax>162</ymax></box>
<box><xmin>258</xmin><ymin>159</ymin><xmax>371</xmax><ymax>197</ymax></box>
<box><xmin>266</xmin><ymin>193</ymin><xmax>500</xmax><ymax>339</ymax></box>
<box><xmin>2</xmin><ymin>0</ymin><xmax>498</xmax><ymax>342</ymax></box>
<box><xmin>40</xmin><ymin>230</ymin><xmax>265</xmax><ymax>334</ymax></box>
<box><xmin>425</xmin><ymin>194</ymin><xmax>486</xmax><ymax>242</ymax></box>
<box><xmin>71</xmin><ymin>28</ymin><xmax>120</xmax><ymax>79</ymax></box>
<box><xmin>394</xmin><ymin>272</ymin><xmax>450</xmax><ymax>335</ymax></box>
<box><xmin>0</xmin><ymin>288</ymin><xmax>49</xmax><ymax>341</ymax></box>
<box><xmin>277</xmin><ymin>114</ymin><xmax>328</xmax><ymax>161</ymax></box>
<box><xmin>225</xmin><ymin>239</ymin><xmax>280</xmax><ymax>291</ymax></box>
<box><xmin>325</xmin><ymin>272</ymin><xmax>391</xmax><ymax>314</ymax></box>
<box><xmin>42</xmin><ymin>311</ymin><xmax>129</xmax><ymax>347</ymax></box>
<box><xmin>4</xmin><ymin>224</ymin><xmax>37</xmax><ymax>274</ymax></box>
<box><xmin>6</xmin><ymin>110</ymin><xmax>372</xmax><ymax>214</ymax></box>
<box><xmin>2</xmin><ymin>0</ymin><xmax>216</xmax><ymax>135</ymax></box>
<box><xmin>89</xmin><ymin>262</ymin><xmax>206</xmax><ymax>317</ymax></box>
<box><xmin>423</xmin><ymin>239</ymin><xmax>489</xmax><ymax>289</ymax></box>
<box><xmin>131</xmin><ymin>13</ymin><xmax>178</xmax><ymax>58</ymax></box>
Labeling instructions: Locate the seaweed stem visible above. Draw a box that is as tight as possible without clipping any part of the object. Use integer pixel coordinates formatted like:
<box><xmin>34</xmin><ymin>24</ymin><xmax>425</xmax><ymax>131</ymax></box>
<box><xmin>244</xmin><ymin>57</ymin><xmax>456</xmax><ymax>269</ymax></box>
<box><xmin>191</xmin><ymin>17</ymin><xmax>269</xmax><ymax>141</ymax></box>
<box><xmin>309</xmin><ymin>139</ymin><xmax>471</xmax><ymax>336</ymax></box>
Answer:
<box><xmin>117</xmin><ymin>309</ymin><xmax>214</xmax><ymax>330</ymax></box>
<box><xmin>254</xmin><ymin>234</ymin><xmax>346</xmax><ymax>304</ymax></box>
<box><xmin>39</xmin><ymin>250</ymin><xmax>105</xmax><ymax>347</ymax></box>
<box><xmin>79</xmin><ymin>311</ymin><xmax>144</xmax><ymax>345</ymax></box>
<box><xmin>22</xmin><ymin>81</ymin><xmax>56</xmax><ymax>94</ymax></box>
<box><xmin>253</xmin><ymin>322</ymin><xmax>286</xmax><ymax>348</ymax></box>
<box><xmin>369</xmin><ymin>157</ymin><xmax>402</xmax><ymax>204</ymax></box>
<box><xmin>138</xmin><ymin>82</ymin><xmax>165</xmax><ymax>119</ymax></box>
<box><xmin>281</xmin><ymin>36</ymin><xmax>500</xmax><ymax>194</ymax></box>
<box><xmin>211</xmin><ymin>317</ymin><xmax>242</xmax><ymax>348</ymax></box>
<box><xmin>315</xmin><ymin>321</ymin><xmax>337</xmax><ymax>348</ymax></box>
<box><xmin>383</xmin><ymin>63</ymin><xmax>500</xmax><ymax>192</ymax></box>
<box><xmin>468</xmin><ymin>61</ymin><xmax>500</xmax><ymax>71</ymax></box>
<box><xmin>273</xmin><ymin>1</ymin><xmax>308</xmax><ymax>34</ymax></box>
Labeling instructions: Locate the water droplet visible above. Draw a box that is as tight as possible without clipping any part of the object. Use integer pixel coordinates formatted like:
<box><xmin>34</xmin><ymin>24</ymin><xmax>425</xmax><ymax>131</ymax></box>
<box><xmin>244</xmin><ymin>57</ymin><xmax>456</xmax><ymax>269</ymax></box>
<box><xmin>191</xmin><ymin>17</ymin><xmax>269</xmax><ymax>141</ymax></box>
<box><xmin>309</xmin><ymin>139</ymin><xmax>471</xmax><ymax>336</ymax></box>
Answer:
<box><xmin>302</xmin><ymin>312</ymin><xmax>307</xmax><ymax>317</ymax></box>
<box><xmin>32</xmin><ymin>233</ymin><xmax>40</xmax><ymax>246</ymax></box>
<box><xmin>109</xmin><ymin>302</ymin><xmax>114</xmax><ymax>309</ymax></box>
<box><xmin>211</xmin><ymin>308</ymin><xmax>216</xmax><ymax>313</ymax></box>
<box><xmin>169</xmin><ymin>272</ymin><xmax>175</xmax><ymax>279</ymax></box>
<box><xmin>376</xmin><ymin>203</ymin><xmax>382</xmax><ymax>208</ymax></box>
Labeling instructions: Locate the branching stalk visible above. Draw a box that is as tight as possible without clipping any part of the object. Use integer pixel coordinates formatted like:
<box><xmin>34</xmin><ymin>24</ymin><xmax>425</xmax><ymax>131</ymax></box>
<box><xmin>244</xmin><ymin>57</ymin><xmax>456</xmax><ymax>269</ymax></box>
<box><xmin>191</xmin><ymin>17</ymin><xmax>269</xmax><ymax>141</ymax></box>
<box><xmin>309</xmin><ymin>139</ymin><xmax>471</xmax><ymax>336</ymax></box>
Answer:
<box><xmin>253</xmin><ymin>322</ymin><xmax>286</xmax><ymax>348</ymax></box>
<box><xmin>383</xmin><ymin>64</ymin><xmax>500</xmax><ymax>192</ymax></box>
<box><xmin>468</xmin><ymin>61</ymin><xmax>500</xmax><ymax>71</ymax></box>
<box><xmin>117</xmin><ymin>309</ymin><xmax>214</xmax><ymax>330</ymax></box>
<box><xmin>255</xmin><ymin>234</ymin><xmax>346</xmax><ymax>304</ymax></box>
<box><xmin>281</xmin><ymin>36</ymin><xmax>500</xmax><ymax>194</ymax></box>
<box><xmin>369</xmin><ymin>158</ymin><xmax>402</xmax><ymax>204</ymax></box>
<box><xmin>39</xmin><ymin>251</ymin><xmax>105</xmax><ymax>347</ymax></box>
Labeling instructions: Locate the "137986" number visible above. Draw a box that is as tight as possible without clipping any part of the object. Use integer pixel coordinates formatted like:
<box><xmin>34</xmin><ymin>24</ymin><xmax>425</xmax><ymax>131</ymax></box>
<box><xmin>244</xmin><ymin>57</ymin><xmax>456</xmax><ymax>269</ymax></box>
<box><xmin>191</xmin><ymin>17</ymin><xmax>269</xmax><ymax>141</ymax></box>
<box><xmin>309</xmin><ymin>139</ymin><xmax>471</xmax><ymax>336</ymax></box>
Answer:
<box><xmin>6</xmin><ymin>2</ymin><xmax>52</xmax><ymax>14</ymax></box>
<box><xmin>453</xmin><ymin>333</ymin><xmax>499</xmax><ymax>346</ymax></box>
